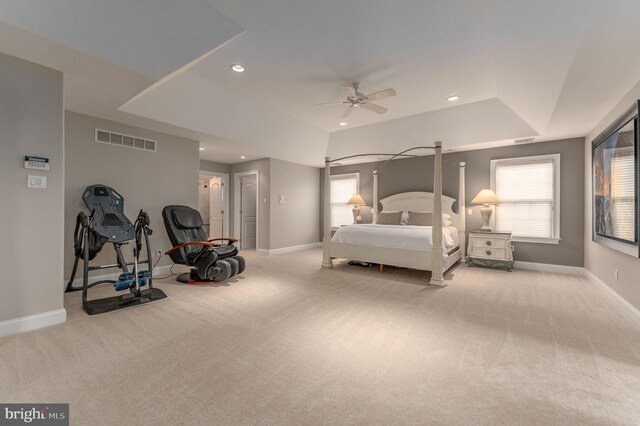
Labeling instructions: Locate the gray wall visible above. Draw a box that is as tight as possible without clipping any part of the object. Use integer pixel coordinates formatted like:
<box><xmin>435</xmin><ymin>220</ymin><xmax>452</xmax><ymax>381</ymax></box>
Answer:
<box><xmin>0</xmin><ymin>53</ymin><xmax>64</xmax><ymax>321</ymax></box>
<box><xmin>203</xmin><ymin>157</ymin><xmax>320</xmax><ymax>251</ymax></box>
<box><xmin>584</xmin><ymin>79</ymin><xmax>640</xmax><ymax>311</ymax></box>
<box><xmin>270</xmin><ymin>159</ymin><xmax>320</xmax><ymax>250</ymax></box>
<box><xmin>64</xmin><ymin>111</ymin><xmax>199</xmax><ymax>277</ymax></box>
<box><xmin>200</xmin><ymin>159</ymin><xmax>230</xmax><ymax>174</ymax></box>
<box><xmin>228</xmin><ymin>159</ymin><xmax>271</xmax><ymax>251</ymax></box>
<box><xmin>321</xmin><ymin>138</ymin><xmax>585</xmax><ymax>266</ymax></box>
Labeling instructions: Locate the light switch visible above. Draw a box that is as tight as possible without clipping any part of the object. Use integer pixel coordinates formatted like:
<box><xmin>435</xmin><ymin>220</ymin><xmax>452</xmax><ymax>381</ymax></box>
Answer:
<box><xmin>278</xmin><ymin>195</ymin><xmax>285</xmax><ymax>204</ymax></box>
<box><xmin>28</xmin><ymin>175</ymin><xmax>47</xmax><ymax>189</ymax></box>
<box><xmin>467</xmin><ymin>208</ymin><xmax>473</xmax><ymax>215</ymax></box>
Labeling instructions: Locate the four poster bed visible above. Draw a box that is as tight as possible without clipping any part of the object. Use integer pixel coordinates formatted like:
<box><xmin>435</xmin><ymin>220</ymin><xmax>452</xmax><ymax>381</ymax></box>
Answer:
<box><xmin>321</xmin><ymin>142</ymin><xmax>466</xmax><ymax>287</ymax></box>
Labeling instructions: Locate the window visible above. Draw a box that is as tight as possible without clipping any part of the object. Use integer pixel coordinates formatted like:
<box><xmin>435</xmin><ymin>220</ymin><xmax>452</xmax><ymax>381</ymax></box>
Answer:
<box><xmin>490</xmin><ymin>154</ymin><xmax>560</xmax><ymax>244</ymax></box>
<box><xmin>330</xmin><ymin>173</ymin><xmax>359</xmax><ymax>228</ymax></box>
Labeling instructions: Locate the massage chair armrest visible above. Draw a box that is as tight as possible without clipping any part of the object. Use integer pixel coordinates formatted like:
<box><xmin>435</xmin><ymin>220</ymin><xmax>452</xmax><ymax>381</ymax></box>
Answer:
<box><xmin>207</xmin><ymin>238</ymin><xmax>238</xmax><ymax>246</ymax></box>
<box><xmin>164</xmin><ymin>241</ymin><xmax>212</xmax><ymax>255</ymax></box>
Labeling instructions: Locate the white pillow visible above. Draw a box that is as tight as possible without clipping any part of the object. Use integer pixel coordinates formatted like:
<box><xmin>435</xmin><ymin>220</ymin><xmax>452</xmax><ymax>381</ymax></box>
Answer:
<box><xmin>402</xmin><ymin>211</ymin><xmax>451</xmax><ymax>222</ymax></box>
<box><xmin>391</xmin><ymin>211</ymin><xmax>452</xmax><ymax>225</ymax></box>
<box><xmin>401</xmin><ymin>211</ymin><xmax>409</xmax><ymax>225</ymax></box>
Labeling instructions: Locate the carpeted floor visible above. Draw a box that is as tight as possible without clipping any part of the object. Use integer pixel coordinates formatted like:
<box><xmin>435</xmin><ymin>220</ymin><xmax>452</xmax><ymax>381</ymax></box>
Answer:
<box><xmin>1</xmin><ymin>248</ymin><xmax>640</xmax><ymax>425</ymax></box>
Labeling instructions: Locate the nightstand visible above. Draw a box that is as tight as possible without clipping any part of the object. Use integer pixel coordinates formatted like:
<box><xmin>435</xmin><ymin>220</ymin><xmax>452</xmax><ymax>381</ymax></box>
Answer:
<box><xmin>467</xmin><ymin>230</ymin><xmax>514</xmax><ymax>271</ymax></box>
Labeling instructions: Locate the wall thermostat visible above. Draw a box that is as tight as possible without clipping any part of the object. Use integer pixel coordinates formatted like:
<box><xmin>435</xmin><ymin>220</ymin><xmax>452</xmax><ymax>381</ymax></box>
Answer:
<box><xmin>25</xmin><ymin>156</ymin><xmax>50</xmax><ymax>171</ymax></box>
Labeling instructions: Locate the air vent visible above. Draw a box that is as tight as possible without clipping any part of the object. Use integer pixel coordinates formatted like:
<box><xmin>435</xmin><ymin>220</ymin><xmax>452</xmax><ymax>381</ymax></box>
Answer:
<box><xmin>95</xmin><ymin>128</ymin><xmax>157</xmax><ymax>152</ymax></box>
<box><xmin>514</xmin><ymin>137</ymin><xmax>535</xmax><ymax>145</ymax></box>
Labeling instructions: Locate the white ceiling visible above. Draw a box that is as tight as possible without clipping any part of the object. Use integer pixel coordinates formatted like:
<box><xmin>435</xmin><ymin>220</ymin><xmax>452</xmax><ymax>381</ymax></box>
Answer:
<box><xmin>2</xmin><ymin>1</ymin><xmax>640</xmax><ymax>166</ymax></box>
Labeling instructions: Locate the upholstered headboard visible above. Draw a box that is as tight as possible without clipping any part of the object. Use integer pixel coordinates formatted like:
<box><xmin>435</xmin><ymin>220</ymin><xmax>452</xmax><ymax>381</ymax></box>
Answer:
<box><xmin>379</xmin><ymin>191</ymin><xmax>460</xmax><ymax>228</ymax></box>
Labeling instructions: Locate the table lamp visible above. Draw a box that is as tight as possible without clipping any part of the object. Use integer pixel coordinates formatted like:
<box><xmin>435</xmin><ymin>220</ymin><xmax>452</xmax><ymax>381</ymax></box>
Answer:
<box><xmin>347</xmin><ymin>194</ymin><xmax>366</xmax><ymax>224</ymax></box>
<box><xmin>471</xmin><ymin>189</ymin><xmax>500</xmax><ymax>231</ymax></box>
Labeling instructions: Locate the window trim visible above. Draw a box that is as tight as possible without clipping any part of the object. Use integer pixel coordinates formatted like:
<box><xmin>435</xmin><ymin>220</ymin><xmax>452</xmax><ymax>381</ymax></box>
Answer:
<box><xmin>490</xmin><ymin>154</ymin><xmax>561</xmax><ymax>245</ymax></box>
<box><xmin>330</xmin><ymin>172</ymin><xmax>360</xmax><ymax>230</ymax></box>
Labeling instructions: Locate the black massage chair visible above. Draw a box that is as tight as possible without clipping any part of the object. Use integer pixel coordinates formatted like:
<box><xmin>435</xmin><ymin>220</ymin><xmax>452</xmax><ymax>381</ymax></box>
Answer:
<box><xmin>162</xmin><ymin>205</ymin><xmax>245</xmax><ymax>284</ymax></box>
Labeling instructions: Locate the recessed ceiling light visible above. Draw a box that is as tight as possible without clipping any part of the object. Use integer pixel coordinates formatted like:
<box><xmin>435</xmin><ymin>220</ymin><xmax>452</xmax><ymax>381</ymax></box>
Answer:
<box><xmin>241</xmin><ymin>156</ymin><xmax>246</xmax><ymax>159</ymax></box>
<box><xmin>339</xmin><ymin>122</ymin><xmax>347</xmax><ymax>126</ymax></box>
<box><xmin>199</xmin><ymin>147</ymin><xmax>205</xmax><ymax>151</ymax></box>
<box><xmin>447</xmin><ymin>95</ymin><xmax>460</xmax><ymax>101</ymax></box>
<box><xmin>230</xmin><ymin>64</ymin><xmax>245</xmax><ymax>73</ymax></box>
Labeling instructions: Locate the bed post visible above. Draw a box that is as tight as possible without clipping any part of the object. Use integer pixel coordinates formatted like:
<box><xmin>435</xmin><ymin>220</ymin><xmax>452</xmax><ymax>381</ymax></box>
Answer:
<box><xmin>322</xmin><ymin>156</ymin><xmax>333</xmax><ymax>268</ymax></box>
<box><xmin>459</xmin><ymin>162</ymin><xmax>466</xmax><ymax>261</ymax></box>
<box><xmin>372</xmin><ymin>170</ymin><xmax>379</xmax><ymax>223</ymax></box>
<box><xmin>430</xmin><ymin>141</ymin><xmax>444</xmax><ymax>287</ymax></box>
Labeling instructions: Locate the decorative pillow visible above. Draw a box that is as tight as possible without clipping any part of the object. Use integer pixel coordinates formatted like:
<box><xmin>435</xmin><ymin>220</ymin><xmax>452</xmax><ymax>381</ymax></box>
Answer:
<box><xmin>407</xmin><ymin>211</ymin><xmax>432</xmax><ymax>226</ymax></box>
<box><xmin>443</xmin><ymin>219</ymin><xmax>453</xmax><ymax>226</ymax></box>
<box><xmin>404</xmin><ymin>211</ymin><xmax>451</xmax><ymax>223</ymax></box>
<box><xmin>376</xmin><ymin>211</ymin><xmax>403</xmax><ymax>225</ymax></box>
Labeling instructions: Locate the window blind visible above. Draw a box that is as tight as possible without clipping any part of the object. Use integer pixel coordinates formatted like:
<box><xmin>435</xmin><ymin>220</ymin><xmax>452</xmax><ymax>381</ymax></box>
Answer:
<box><xmin>610</xmin><ymin>155</ymin><xmax>635</xmax><ymax>241</ymax></box>
<box><xmin>330</xmin><ymin>174</ymin><xmax>358</xmax><ymax>227</ymax></box>
<box><xmin>495</xmin><ymin>160</ymin><xmax>554</xmax><ymax>238</ymax></box>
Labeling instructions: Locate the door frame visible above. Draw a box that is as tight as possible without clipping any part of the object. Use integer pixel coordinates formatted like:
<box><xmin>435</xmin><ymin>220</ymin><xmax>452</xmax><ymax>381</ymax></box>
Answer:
<box><xmin>233</xmin><ymin>170</ymin><xmax>260</xmax><ymax>249</ymax></box>
<box><xmin>199</xmin><ymin>170</ymin><xmax>230</xmax><ymax>238</ymax></box>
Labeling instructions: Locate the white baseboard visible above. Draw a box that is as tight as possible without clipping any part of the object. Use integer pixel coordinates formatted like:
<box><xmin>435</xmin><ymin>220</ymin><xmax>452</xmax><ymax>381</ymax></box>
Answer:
<box><xmin>0</xmin><ymin>308</ymin><xmax>67</xmax><ymax>338</ymax></box>
<box><xmin>514</xmin><ymin>261</ymin><xmax>584</xmax><ymax>275</ymax></box>
<box><xmin>584</xmin><ymin>270</ymin><xmax>640</xmax><ymax>326</ymax></box>
<box><xmin>64</xmin><ymin>265</ymin><xmax>173</xmax><ymax>289</ymax></box>
<box><xmin>258</xmin><ymin>242</ymin><xmax>322</xmax><ymax>256</ymax></box>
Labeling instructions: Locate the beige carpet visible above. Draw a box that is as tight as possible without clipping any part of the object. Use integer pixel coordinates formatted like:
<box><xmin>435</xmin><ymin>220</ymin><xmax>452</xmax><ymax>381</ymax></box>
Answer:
<box><xmin>1</xmin><ymin>248</ymin><xmax>640</xmax><ymax>425</ymax></box>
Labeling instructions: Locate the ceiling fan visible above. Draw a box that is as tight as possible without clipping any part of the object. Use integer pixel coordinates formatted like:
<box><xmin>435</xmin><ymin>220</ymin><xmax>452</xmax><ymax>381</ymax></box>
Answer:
<box><xmin>318</xmin><ymin>82</ymin><xmax>396</xmax><ymax>119</ymax></box>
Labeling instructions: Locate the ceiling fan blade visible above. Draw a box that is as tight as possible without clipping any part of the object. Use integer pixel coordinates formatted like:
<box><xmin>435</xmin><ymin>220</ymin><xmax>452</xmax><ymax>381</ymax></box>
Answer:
<box><xmin>366</xmin><ymin>88</ymin><xmax>396</xmax><ymax>101</ymax></box>
<box><xmin>316</xmin><ymin>101</ymin><xmax>349</xmax><ymax>106</ymax></box>
<box><xmin>343</xmin><ymin>85</ymin><xmax>357</xmax><ymax>98</ymax></box>
<box><xmin>361</xmin><ymin>103</ymin><xmax>387</xmax><ymax>114</ymax></box>
<box><xmin>340</xmin><ymin>106</ymin><xmax>353</xmax><ymax>118</ymax></box>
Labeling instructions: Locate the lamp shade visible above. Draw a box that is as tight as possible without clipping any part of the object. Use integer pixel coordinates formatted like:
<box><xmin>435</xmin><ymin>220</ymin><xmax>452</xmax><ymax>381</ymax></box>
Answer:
<box><xmin>471</xmin><ymin>189</ymin><xmax>500</xmax><ymax>205</ymax></box>
<box><xmin>347</xmin><ymin>194</ymin><xmax>366</xmax><ymax>206</ymax></box>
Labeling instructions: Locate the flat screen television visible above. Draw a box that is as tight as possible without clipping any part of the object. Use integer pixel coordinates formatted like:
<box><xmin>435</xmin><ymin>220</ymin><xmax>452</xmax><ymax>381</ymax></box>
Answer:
<box><xmin>592</xmin><ymin>100</ymin><xmax>639</xmax><ymax>256</ymax></box>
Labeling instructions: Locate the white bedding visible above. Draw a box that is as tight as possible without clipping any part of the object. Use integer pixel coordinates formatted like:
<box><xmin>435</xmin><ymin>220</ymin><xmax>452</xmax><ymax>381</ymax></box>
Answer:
<box><xmin>332</xmin><ymin>224</ymin><xmax>460</xmax><ymax>252</ymax></box>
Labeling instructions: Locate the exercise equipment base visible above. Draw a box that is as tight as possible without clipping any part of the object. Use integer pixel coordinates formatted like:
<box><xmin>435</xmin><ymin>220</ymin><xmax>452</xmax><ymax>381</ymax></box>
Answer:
<box><xmin>83</xmin><ymin>288</ymin><xmax>167</xmax><ymax>315</ymax></box>
<box><xmin>176</xmin><ymin>272</ymin><xmax>218</xmax><ymax>285</ymax></box>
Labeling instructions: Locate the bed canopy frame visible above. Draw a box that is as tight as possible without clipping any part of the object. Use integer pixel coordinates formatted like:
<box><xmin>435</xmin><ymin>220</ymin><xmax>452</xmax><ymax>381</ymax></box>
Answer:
<box><xmin>322</xmin><ymin>141</ymin><xmax>466</xmax><ymax>286</ymax></box>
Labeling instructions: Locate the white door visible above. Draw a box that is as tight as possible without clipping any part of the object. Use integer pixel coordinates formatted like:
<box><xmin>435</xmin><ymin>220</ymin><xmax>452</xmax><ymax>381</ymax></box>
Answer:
<box><xmin>241</xmin><ymin>176</ymin><xmax>257</xmax><ymax>249</ymax></box>
<box><xmin>198</xmin><ymin>176</ymin><xmax>210</xmax><ymax>236</ymax></box>
<box><xmin>209</xmin><ymin>177</ymin><xmax>223</xmax><ymax>239</ymax></box>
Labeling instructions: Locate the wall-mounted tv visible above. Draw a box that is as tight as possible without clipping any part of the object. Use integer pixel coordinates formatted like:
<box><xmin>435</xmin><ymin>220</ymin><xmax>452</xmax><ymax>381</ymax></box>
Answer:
<box><xmin>592</xmin><ymin>100</ymin><xmax>639</xmax><ymax>257</ymax></box>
